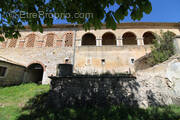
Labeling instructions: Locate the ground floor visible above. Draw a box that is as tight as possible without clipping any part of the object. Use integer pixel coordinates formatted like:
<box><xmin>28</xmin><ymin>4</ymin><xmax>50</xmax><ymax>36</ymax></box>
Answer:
<box><xmin>0</xmin><ymin>44</ymin><xmax>152</xmax><ymax>85</ymax></box>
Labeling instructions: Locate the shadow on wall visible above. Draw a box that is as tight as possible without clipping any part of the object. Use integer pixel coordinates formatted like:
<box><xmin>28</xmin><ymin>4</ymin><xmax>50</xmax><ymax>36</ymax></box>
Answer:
<box><xmin>17</xmin><ymin>73</ymin><xmax>180</xmax><ymax>120</ymax></box>
<box><xmin>134</xmin><ymin>53</ymin><xmax>153</xmax><ymax>71</ymax></box>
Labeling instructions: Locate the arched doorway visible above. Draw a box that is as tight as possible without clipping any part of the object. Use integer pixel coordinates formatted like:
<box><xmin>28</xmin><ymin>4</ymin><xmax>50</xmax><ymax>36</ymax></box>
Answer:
<box><xmin>143</xmin><ymin>32</ymin><xmax>155</xmax><ymax>45</ymax></box>
<box><xmin>27</xmin><ymin>63</ymin><xmax>44</xmax><ymax>84</ymax></box>
<box><xmin>102</xmin><ymin>32</ymin><xmax>116</xmax><ymax>45</ymax></box>
<box><xmin>122</xmin><ymin>32</ymin><xmax>137</xmax><ymax>45</ymax></box>
<box><xmin>82</xmin><ymin>33</ymin><xmax>96</xmax><ymax>45</ymax></box>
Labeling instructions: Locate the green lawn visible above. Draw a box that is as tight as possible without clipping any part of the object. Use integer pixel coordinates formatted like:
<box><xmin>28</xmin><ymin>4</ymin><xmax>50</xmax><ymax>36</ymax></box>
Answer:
<box><xmin>0</xmin><ymin>83</ymin><xmax>50</xmax><ymax>120</ymax></box>
<box><xmin>0</xmin><ymin>83</ymin><xmax>180</xmax><ymax>120</ymax></box>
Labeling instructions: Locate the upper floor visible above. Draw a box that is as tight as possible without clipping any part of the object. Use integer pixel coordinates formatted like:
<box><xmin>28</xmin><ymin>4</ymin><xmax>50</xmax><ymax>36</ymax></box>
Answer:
<box><xmin>0</xmin><ymin>22</ymin><xmax>179</xmax><ymax>49</ymax></box>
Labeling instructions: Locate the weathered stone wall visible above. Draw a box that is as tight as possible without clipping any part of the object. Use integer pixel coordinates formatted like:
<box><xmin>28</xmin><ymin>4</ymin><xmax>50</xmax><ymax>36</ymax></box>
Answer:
<box><xmin>50</xmin><ymin>73</ymin><xmax>173</xmax><ymax>108</ymax></box>
<box><xmin>0</xmin><ymin>47</ymin><xmax>74</xmax><ymax>84</ymax></box>
<box><xmin>0</xmin><ymin>28</ymin><xmax>75</xmax><ymax>84</ymax></box>
<box><xmin>0</xmin><ymin>61</ymin><xmax>26</xmax><ymax>86</ymax></box>
<box><xmin>50</xmin><ymin>75</ymin><xmax>140</xmax><ymax>107</ymax></box>
<box><xmin>49</xmin><ymin>55</ymin><xmax>180</xmax><ymax>108</ymax></box>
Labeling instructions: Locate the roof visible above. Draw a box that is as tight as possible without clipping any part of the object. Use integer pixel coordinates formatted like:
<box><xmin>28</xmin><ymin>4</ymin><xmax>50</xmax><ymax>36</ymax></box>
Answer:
<box><xmin>0</xmin><ymin>56</ymin><xmax>26</xmax><ymax>67</ymax></box>
<box><xmin>24</xmin><ymin>22</ymin><xmax>180</xmax><ymax>29</ymax></box>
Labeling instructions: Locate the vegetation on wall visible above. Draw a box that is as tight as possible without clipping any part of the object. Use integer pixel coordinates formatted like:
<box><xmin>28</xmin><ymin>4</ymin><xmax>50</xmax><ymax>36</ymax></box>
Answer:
<box><xmin>148</xmin><ymin>31</ymin><xmax>176</xmax><ymax>65</ymax></box>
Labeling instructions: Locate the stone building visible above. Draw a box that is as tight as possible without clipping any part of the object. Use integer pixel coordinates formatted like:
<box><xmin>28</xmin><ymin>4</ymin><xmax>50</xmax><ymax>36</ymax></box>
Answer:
<box><xmin>0</xmin><ymin>22</ymin><xmax>180</xmax><ymax>85</ymax></box>
<box><xmin>0</xmin><ymin>56</ymin><xmax>26</xmax><ymax>86</ymax></box>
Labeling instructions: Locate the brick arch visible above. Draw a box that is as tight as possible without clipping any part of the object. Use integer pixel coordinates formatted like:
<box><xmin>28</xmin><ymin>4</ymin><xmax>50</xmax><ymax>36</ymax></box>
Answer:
<box><xmin>102</xmin><ymin>32</ymin><xmax>116</xmax><ymax>45</ymax></box>
<box><xmin>122</xmin><ymin>32</ymin><xmax>137</xmax><ymax>45</ymax></box>
<box><xmin>27</xmin><ymin>61</ymin><xmax>46</xmax><ymax>71</ymax></box>
<box><xmin>24</xmin><ymin>33</ymin><xmax>39</xmax><ymax>48</ymax></box>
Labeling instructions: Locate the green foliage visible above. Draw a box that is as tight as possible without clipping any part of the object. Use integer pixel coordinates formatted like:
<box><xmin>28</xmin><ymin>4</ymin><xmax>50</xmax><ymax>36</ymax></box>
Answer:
<box><xmin>0</xmin><ymin>106</ymin><xmax>21</xmax><ymax>120</ymax></box>
<box><xmin>148</xmin><ymin>31</ymin><xmax>176</xmax><ymax>65</ymax></box>
<box><xmin>0</xmin><ymin>0</ymin><xmax>152</xmax><ymax>40</ymax></box>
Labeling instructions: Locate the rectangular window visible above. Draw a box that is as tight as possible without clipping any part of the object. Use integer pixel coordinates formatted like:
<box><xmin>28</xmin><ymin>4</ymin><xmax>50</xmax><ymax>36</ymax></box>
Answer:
<box><xmin>0</xmin><ymin>66</ymin><xmax>7</xmax><ymax>77</ymax></box>
<box><xmin>101</xmin><ymin>59</ymin><xmax>105</xmax><ymax>65</ymax></box>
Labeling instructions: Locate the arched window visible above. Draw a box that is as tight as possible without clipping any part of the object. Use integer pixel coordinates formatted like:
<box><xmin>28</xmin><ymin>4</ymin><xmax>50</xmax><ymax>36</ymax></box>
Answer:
<box><xmin>102</xmin><ymin>32</ymin><xmax>116</xmax><ymax>45</ymax></box>
<box><xmin>82</xmin><ymin>33</ymin><xmax>96</xmax><ymax>46</ymax></box>
<box><xmin>27</xmin><ymin>63</ymin><xmax>44</xmax><ymax>84</ymax></box>
<box><xmin>143</xmin><ymin>32</ymin><xmax>155</xmax><ymax>45</ymax></box>
<box><xmin>65</xmin><ymin>33</ymin><xmax>73</xmax><ymax>47</ymax></box>
<box><xmin>26</xmin><ymin>34</ymin><xmax>36</xmax><ymax>47</ymax></box>
<box><xmin>122</xmin><ymin>32</ymin><xmax>137</xmax><ymax>45</ymax></box>
<box><xmin>45</xmin><ymin>33</ymin><xmax>54</xmax><ymax>47</ymax></box>
<box><xmin>8</xmin><ymin>39</ymin><xmax>17</xmax><ymax>48</ymax></box>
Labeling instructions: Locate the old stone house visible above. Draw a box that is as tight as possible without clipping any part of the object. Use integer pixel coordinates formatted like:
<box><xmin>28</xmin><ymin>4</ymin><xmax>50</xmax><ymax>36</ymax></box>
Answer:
<box><xmin>0</xmin><ymin>22</ymin><xmax>180</xmax><ymax>85</ymax></box>
<box><xmin>0</xmin><ymin>56</ymin><xmax>26</xmax><ymax>86</ymax></box>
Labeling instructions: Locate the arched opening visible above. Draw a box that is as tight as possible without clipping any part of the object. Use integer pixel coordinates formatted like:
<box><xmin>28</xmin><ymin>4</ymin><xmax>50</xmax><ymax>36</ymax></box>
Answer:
<box><xmin>102</xmin><ymin>32</ymin><xmax>116</xmax><ymax>45</ymax></box>
<box><xmin>26</xmin><ymin>63</ymin><xmax>44</xmax><ymax>84</ymax></box>
<box><xmin>82</xmin><ymin>33</ymin><xmax>96</xmax><ymax>46</ymax></box>
<box><xmin>122</xmin><ymin>32</ymin><xmax>137</xmax><ymax>45</ymax></box>
<box><xmin>143</xmin><ymin>32</ymin><xmax>155</xmax><ymax>45</ymax></box>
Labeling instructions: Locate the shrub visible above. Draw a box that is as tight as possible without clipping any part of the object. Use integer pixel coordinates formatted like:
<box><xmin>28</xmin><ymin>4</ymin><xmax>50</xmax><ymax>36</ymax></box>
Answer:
<box><xmin>148</xmin><ymin>31</ymin><xmax>176</xmax><ymax>65</ymax></box>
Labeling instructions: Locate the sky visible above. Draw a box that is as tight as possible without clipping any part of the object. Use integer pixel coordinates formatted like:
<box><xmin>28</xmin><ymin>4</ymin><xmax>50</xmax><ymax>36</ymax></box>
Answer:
<box><xmin>53</xmin><ymin>0</ymin><xmax>180</xmax><ymax>24</ymax></box>
<box><xmin>122</xmin><ymin>0</ymin><xmax>180</xmax><ymax>22</ymax></box>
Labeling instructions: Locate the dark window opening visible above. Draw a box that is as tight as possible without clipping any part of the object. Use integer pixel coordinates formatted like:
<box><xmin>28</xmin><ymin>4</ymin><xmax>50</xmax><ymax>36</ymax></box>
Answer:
<box><xmin>130</xmin><ymin>58</ymin><xmax>135</xmax><ymax>64</ymax></box>
<box><xmin>101</xmin><ymin>59</ymin><xmax>105</xmax><ymax>65</ymax></box>
<box><xmin>143</xmin><ymin>32</ymin><xmax>155</xmax><ymax>45</ymax></box>
<box><xmin>27</xmin><ymin>63</ymin><xmax>44</xmax><ymax>84</ymax></box>
<box><xmin>82</xmin><ymin>33</ymin><xmax>96</xmax><ymax>46</ymax></box>
<box><xmin>0</xmin><ymin>66</ymin><xmax>7</xmax><ymax>77</ymax></box>
<box><xmin>122</xmin><ymin>32</ymin><xmax>137</xmax><ymax>45</ymax></box>
<box><xmin>102</xmin><ymin>32</ymin><xmax>116</xmax><ymax>45</ymax></box>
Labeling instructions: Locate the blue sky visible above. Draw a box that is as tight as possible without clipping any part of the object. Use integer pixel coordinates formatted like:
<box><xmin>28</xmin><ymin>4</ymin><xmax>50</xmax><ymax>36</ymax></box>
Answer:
<box><xmin>122</xmin><ymin>0</ymin><xmax>180</xmax><ymax>22</ymax></box>
<box><xmin>54</xmin><ymin>0</ymin><xmax>180</xmax><ymax>24</ymax></box>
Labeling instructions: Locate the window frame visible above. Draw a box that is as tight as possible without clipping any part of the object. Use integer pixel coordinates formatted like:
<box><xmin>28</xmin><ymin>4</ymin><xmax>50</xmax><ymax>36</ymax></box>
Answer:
<box><xmin>129</xmin><ymin>57</ymin><xmax>135</xmax><ymax>64</ymax></box>
<box><xmin>0</xmin><ymin>65</ymin><xmax>8</xmax><ymax>78</ymax></box>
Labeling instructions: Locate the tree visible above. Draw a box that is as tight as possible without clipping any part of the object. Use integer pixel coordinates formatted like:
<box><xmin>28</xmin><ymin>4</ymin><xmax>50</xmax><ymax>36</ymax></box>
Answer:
<box><xmin>0</xmin><ymin>0</ymin><xmax>152</xmax><ymax>41</ymax></box>
<box><xmin>148</xmin><ymin>31</ymin><xmax>176</xmax><ymax>65</ymax></box>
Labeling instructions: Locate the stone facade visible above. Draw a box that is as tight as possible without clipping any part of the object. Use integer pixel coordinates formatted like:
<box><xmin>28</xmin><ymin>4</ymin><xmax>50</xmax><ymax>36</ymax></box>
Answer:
<box><xmin>0</xmin><ymin>22</ymin><xmax>180</xmax><ymax>84</ymax></box>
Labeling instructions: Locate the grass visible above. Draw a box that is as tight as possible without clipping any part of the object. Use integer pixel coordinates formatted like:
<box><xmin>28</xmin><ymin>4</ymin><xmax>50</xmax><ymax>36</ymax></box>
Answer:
<box><xmin>0</xmin><ymin>83</ymin><xmax>50</xmax><ymax>120</ymax></box>
<box><xmin>0</xmin><ymin>83</ymin><xmax>180</xmax><ymax>120</ymax></box>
